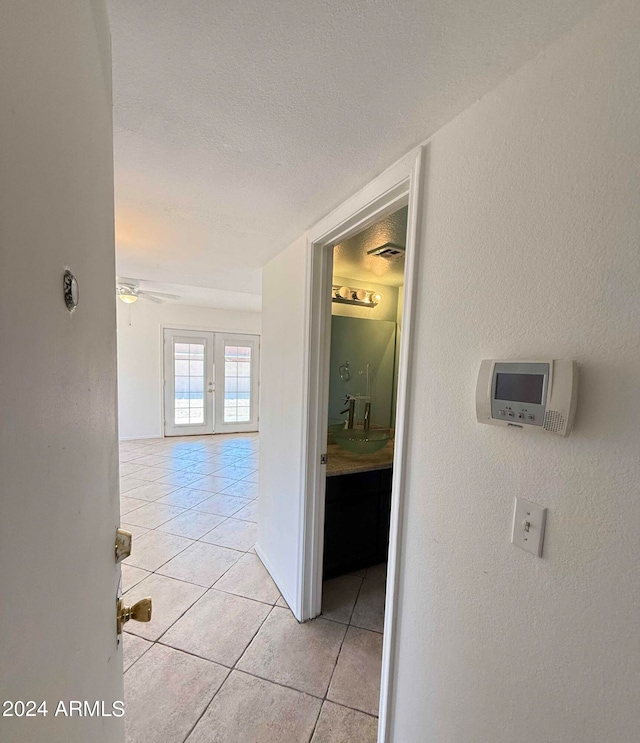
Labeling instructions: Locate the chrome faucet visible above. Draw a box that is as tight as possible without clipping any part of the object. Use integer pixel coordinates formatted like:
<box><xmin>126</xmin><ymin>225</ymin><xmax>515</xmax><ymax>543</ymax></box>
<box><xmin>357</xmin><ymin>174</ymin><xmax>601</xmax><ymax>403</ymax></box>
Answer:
<box><xmin>340</xmin><ymin>396</ymin><xmax>356</xmax><ymax>429</ymax></box>
<box><xmin>363</xmin><ymin>402</ymin><xmax>371</xmax><ymax>431</ymax></box>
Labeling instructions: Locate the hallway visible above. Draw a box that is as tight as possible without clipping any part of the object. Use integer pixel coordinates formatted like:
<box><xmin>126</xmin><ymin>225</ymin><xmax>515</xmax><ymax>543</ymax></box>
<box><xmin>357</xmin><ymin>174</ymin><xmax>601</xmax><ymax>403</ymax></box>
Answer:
<box><xmin>120</xmin><ymin>434</ymin><xmax>383</xmax><ymax>742</ymax></box>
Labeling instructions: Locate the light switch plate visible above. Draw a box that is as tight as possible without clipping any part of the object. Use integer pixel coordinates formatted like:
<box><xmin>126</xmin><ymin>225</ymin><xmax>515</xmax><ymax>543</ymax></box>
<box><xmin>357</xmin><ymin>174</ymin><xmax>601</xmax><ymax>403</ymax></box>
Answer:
<box><xmin>511</xmin><ymin>497</ymin><xmax>547</xmax><ymax>557</ymax></box>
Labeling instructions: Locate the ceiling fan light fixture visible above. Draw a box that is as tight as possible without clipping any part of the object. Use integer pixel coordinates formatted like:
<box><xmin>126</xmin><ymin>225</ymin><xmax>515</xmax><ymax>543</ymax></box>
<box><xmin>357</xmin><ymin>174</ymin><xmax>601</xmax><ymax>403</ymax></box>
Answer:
<box><xmin>118</xmin><ymin>292</ymin><xmax>138</xmax><ymax>304</ymax></box>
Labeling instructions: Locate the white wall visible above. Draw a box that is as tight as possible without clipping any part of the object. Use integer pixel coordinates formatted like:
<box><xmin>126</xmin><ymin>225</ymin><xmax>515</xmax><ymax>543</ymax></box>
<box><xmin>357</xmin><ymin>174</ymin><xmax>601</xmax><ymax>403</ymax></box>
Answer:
<box><xmin>391</xmin><ymin>1</ymin><xmax>640</xmax><ymax>740</ymax></box>
<box><xmin>116</xmin><ymin>300</ymin><xmax>261</xmax><ymax>439</ymax></box>
<box><xmin>259</xmin><ymin>0</ymin><xmax>640</xmax><ymax>740</ymax></box>
<box><xmin>256</xmin><ymin>236</ymin><xmax>309</xmax><ymax>609</ymax></box>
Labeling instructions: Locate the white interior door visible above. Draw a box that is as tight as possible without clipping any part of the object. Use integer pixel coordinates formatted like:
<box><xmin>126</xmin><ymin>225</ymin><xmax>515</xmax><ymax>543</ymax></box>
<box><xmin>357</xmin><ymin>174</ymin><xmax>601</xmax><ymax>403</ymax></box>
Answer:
<box><xmin>0</xmin><ymin>3</ymin><xmax>124</xmax><ymax>742</ymax></box>
<box><xmin>214</xmin><ymin>333</ymin><xmax>261</xmax><ymax>433</ymax></box>
<box><xmin>163</xmin><ymin>329</ymin><xmax>215</xmax><ymax>436</ymax></box>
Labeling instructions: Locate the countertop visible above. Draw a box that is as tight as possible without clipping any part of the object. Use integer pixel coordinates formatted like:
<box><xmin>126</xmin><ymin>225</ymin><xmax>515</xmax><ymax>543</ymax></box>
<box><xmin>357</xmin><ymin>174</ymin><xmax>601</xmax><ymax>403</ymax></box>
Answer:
<box><xmin>325</xmin><ymin>439</ymin><xmax>394</xmax><ymax>477</ymax></box>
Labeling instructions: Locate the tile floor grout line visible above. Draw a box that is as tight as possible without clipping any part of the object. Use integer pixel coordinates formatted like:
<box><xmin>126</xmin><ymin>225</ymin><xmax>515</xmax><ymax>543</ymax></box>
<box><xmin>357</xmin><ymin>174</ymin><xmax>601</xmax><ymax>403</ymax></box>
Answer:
<box><xmin>230</xmin><ymin>604</ymin><xmax>278</xmax><ymax>673</ymax></box>
<box><xmin>322</xmin><ymin>617</ymin><xmax>352</xmax><ymax>707</ymax></box>
<box><xmin>123</xmin><ymin>532</ymin><xmax>196</xmax><ymax>575</ymax></box>
<box><xmin>121</xmin><ymin>636</ymin><xmax>154</xmax><ymax>676</ymax></box>
<box><xmin>180</xmin><ymin>670</ymin><xmax>231</xmax><ymax>743</ymax></box>
<box><xmin>137</xmin><ymin>533</ymin><xmax>260</xmax><ymax>643</ymax></box>
<box><xmin>127</xmin><ymin>541</ymin><xmax>251</xmax><ymax>639</ymax></box>
<box><xmin>123</xmin><ymin>485</ymin><xmax>256</xmax><ymax>551</ymax></box>
<box><xmin>153</xmin><ymin>639</ymin><xmax>234</xmax><ymax>671</ymax></box>
<box><xmin>129</xmin><ymin>634</ymin><xmax>382</xmax><ymax>727</ymax></box>
<box><xmin>317</xmin><ymin>573</ymin><xmax>371</xmax><ymax>717</ymax></box>
<box><xmin>121</xmin><ymin>460</ymin><xmax>257</xmax><ymax>484</ymax></box>
<box><xmin>307</xmin><ymin>699</ymin><xmax>325</xmax><ymax>742</ymax></box>
<box><xmin>179</xmin><ymin>597</ymin><xmax>278</xmax><ymax>742</ymax></box>
<box><xmin>126</xmin><ymin>456</ymin><xmax>257</xmax><ymax>473</ymax></box>
<box><xmin>347</xmin><ymin>573</ymin><xmax>367</xmax><ymax>626</ymax></box>
<box><xmin>230</xmin><ymin>665</ymin><xmax>334</xmax><ymax>703</ymax></box>
<box><xmin>122</xmin><ymin>493</ymin><xmax>255</xmax><ymax>579</ymax></box>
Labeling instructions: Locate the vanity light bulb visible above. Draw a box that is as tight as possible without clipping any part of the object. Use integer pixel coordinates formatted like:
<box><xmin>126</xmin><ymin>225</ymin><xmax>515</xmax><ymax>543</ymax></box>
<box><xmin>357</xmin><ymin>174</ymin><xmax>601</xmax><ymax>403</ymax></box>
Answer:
<box><xmin>338</xmin><ymin>286</ymin><xmax>351</xmax><ymax>299</ymax></box>
<box><xmin>355</xmin><ymin>289</ymin><xmax>367</xmax><ymax>301</ymax></box>
<box><xmin>372</xmin><ymin>292</ymin><xmax>383</xmax><ymax>304</ymax></box>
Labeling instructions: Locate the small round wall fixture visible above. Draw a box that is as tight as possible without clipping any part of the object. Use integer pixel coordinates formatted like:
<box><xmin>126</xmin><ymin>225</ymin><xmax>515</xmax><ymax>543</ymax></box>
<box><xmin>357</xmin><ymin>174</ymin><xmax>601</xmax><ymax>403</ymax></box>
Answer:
<box><xmin>63</xmin><ymin>269</ymin><xmax>79</xmax><ymax>311</ymax></box>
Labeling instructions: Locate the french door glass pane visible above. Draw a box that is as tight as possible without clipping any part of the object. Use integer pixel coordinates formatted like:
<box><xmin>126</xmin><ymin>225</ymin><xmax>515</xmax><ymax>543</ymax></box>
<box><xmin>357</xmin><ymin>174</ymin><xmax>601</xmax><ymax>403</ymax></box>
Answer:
<box><xmin>174</xmin><ymin>341</ymin><xmax>205</xmax><ymax>425</ymax></box>
<box><xmin>224</xmin><ymin>345</ymin><xmax>251</xmax><ymax>423</ymax></box>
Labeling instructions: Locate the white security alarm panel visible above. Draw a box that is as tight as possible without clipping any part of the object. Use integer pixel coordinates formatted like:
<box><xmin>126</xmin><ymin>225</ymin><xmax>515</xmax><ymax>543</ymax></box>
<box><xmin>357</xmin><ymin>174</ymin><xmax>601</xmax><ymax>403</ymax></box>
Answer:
<box><xmin>476</xmin><ymin>359</ymin><xmax>578</xmax><ymax>437</ymax></box>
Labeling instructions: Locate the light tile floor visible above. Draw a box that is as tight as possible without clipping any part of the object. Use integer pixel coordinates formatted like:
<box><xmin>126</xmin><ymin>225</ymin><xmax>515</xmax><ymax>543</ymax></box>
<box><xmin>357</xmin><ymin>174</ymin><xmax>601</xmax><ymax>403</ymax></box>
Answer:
<box><xmin>120</xmin><ymin>433</ymin><xmax>384</xmax><ymax>743</ymax></box>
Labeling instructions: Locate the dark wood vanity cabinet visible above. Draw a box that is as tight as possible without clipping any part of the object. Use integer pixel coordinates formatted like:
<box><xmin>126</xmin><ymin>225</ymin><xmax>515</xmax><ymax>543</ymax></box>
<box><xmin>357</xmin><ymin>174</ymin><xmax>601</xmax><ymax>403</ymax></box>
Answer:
<box><xmin>323</xmin><ymin>467</ymin><xmax>392</xmax><ymax>579</ymax></box>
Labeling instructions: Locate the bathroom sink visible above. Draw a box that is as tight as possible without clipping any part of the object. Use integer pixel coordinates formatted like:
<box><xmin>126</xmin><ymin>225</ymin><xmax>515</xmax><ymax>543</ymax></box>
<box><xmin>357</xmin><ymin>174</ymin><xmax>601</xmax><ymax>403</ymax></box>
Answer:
<box><xmin>333</xmin><ymin>428</ymin><xmax>391</xmax><ymax>455</ymax></box>
<box><xmin>327</xmin><ymin>419</ymin><xmax>347</xmax><ymax>444</ymax></box>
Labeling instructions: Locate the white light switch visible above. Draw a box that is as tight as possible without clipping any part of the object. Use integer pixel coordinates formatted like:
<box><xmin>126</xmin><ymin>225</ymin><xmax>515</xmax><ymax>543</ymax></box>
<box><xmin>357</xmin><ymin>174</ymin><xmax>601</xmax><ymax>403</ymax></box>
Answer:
<box><xmin>511</xmin><ymin>497</ymin><xmax>547</xmax><ymax>557</ymax></box>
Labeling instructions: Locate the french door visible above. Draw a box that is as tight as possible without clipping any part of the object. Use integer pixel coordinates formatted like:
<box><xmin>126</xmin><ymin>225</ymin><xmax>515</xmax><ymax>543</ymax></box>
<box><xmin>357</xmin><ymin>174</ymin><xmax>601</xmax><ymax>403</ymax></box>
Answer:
<box><xmin>163</xmin><ymin>329</ymin><xmax>260</xmax><ymax>436</ymax></box>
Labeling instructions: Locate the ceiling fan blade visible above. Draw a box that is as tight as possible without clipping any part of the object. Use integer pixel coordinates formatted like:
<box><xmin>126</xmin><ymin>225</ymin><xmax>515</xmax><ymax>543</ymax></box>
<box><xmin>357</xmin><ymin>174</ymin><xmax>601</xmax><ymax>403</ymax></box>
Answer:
<box><xmin>116</xmin><ymin>277</ymin><xmax>140</xmax><ymax>288</ymax></box>
<box><xmin>139</xmin><ymin>290</ymin><xmax>181</xmax><ymax>300</ymax></box>
<box><xmin>141</xmin><ymin>294</ymin><xmax>164</xmax><ymax>304</ymax></box>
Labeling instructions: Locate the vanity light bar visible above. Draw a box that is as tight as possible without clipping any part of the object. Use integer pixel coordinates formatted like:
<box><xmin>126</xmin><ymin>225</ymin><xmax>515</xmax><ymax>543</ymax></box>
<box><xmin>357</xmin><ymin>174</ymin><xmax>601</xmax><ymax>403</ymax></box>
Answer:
<box><xmin>331</xmin><ymin>285</ymin><xmax>383</xmax><ymax>307</ymax></box>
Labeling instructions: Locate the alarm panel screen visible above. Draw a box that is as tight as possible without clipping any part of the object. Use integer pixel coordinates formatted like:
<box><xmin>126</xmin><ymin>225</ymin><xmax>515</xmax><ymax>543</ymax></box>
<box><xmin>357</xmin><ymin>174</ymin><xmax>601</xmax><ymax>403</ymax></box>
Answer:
<box><xmin>495</xmin><ymin>373</ymin><xmax>544</xmax><ymax>405</ymax></box>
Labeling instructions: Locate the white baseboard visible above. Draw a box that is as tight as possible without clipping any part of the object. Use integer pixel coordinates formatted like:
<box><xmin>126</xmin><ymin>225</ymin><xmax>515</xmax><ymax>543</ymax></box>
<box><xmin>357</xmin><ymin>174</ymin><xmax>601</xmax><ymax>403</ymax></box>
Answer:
<box><xmin>118</xmin><ymin>434</ymin><xmax>163</xmax><ymax>441</ymax></box>
<box><xmin>254</xmin><ymin>543</ymin><xmax>300</xmax><ymax>620</ymax></box>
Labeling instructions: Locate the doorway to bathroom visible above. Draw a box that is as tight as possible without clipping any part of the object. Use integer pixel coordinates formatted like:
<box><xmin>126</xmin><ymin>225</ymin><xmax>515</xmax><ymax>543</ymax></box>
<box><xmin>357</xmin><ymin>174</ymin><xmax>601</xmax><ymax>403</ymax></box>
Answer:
<box><xmin>323</xmin><ymin>206</ymin><xmax>407</xmax><ymax>584</ymax></box>
<box><xmin>317</xmin><ymin>204</ymin><xmax>407</xmax><ymax>719</ymax></box>
<box><xmin>299</xmin><ymin>147</ymin><xmax>424</xmax><ymax>739</ymax></box>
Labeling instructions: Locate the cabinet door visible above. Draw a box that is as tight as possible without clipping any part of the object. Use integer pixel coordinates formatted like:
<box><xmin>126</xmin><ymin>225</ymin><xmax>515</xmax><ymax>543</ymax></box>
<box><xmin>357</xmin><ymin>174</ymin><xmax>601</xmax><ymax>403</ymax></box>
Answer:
<box><xmin>323</xmin><ymin>470</ymin><xmax>392</xmax><ymax>578</ymax></box>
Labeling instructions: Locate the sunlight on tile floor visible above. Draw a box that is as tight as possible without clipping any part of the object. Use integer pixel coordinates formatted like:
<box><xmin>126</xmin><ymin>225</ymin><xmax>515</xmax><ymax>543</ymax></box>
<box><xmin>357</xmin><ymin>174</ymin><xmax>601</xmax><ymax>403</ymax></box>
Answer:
<box><xmin>120</xmin><ymin>433</ymin><xmax>383</xmax><ymax>743</ymax></box>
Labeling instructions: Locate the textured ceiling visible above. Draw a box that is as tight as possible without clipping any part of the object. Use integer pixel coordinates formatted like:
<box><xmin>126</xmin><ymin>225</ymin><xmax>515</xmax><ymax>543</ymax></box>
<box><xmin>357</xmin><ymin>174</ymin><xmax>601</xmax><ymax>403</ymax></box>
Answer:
<box><xmin>334</xmin><ymin>207</ymin><xmax>407</xmax><ymax>287</ymax></box>
<box><xmin>108</xmin><ymin>0</ymin><xmax>604</xmax><ymax>299</ymax></box>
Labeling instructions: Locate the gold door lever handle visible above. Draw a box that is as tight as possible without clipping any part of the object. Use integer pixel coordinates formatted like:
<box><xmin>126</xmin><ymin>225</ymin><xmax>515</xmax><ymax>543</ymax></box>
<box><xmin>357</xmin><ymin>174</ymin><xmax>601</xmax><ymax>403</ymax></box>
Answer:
<box><xmin>117</xmin><ymin>597</ymin><xmax>152</xmax><ymax>634</ymax></box>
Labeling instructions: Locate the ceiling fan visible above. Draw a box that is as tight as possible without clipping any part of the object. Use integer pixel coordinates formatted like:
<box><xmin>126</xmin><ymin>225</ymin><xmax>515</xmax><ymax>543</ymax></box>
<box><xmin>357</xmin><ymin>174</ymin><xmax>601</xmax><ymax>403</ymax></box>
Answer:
<box><xmin>116</xmin><ymin>278</ymin><xmax>180</xmax><ymax>304</ymax></box>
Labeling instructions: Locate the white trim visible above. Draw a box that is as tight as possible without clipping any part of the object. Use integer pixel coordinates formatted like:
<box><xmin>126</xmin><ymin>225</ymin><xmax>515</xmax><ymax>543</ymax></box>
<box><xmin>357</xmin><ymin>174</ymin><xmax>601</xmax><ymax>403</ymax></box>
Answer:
<box><xmin>377</xmin><ymin>146</ymin><xmax>425</xmax><ymax>742</ymax></box>
<box><xmin>299</xmin><ymin>146</ymin><xmax>425</xmax><ymax>742</ymax></box>
<box><xmin>118</xmin><ymin>434</ymin><xmax>163</xmax><ymax>441</ymax></box>
<box><xmin>162</xmin><ymin>322</ymin><xmax>262</xmax><ymax>336</ymax></box>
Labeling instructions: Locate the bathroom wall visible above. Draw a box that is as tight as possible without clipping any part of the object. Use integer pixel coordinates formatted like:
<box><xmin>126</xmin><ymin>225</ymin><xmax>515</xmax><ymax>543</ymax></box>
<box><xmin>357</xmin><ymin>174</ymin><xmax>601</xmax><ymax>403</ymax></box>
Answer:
<box><xmin>330</xmin><ymin>274</ymin><xmax>401</xmax><ymax>428</ymax></box>
<box><xmin>328</xmin><ymin>316</ymin><xmax>397</xmax><ymax>428</ymax></box>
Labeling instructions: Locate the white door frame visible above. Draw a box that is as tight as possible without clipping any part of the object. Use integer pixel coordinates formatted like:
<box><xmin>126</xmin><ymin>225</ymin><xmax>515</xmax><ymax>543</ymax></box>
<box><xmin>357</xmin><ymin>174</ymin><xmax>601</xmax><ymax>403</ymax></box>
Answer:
<box><xmin>299</xmin><ymin>146</ymin><xmax>424</xmax><ymax>741</ymax></box>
